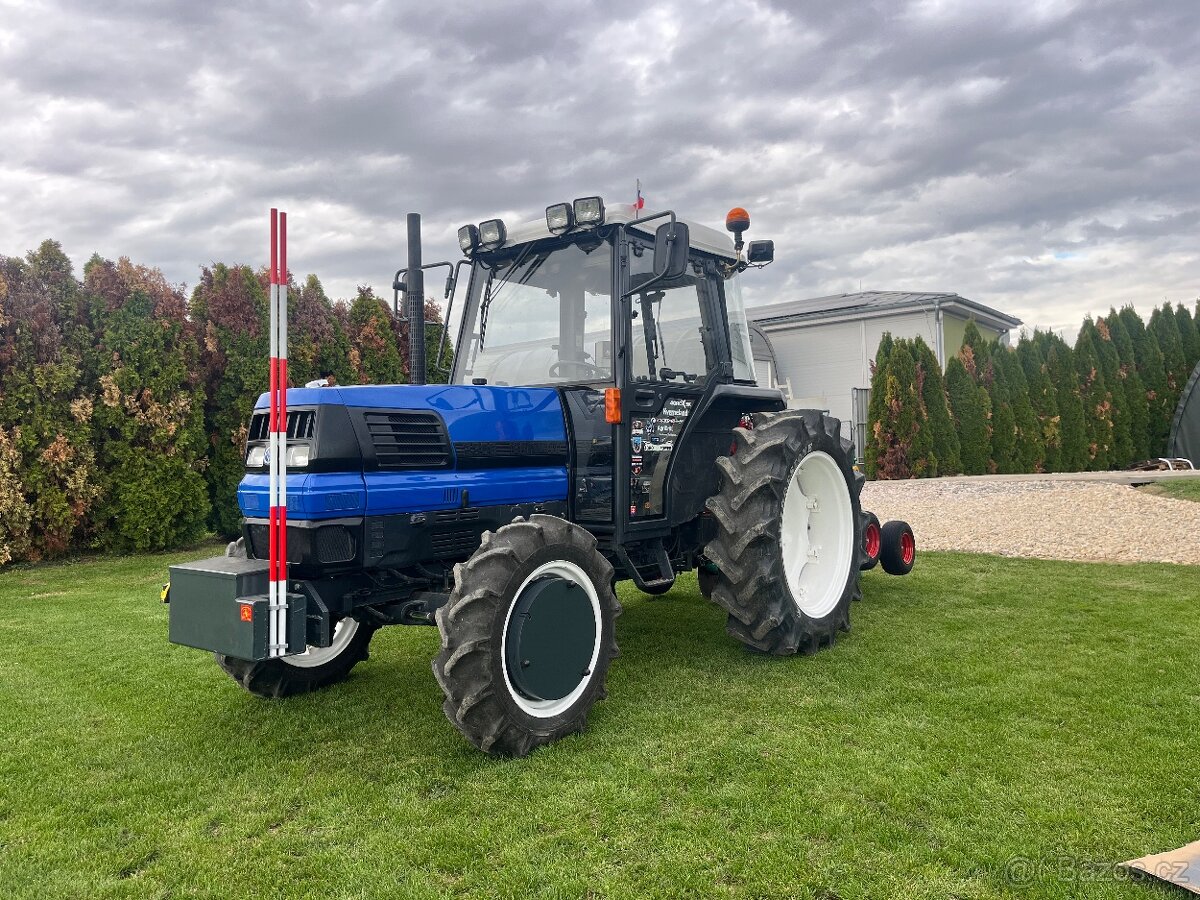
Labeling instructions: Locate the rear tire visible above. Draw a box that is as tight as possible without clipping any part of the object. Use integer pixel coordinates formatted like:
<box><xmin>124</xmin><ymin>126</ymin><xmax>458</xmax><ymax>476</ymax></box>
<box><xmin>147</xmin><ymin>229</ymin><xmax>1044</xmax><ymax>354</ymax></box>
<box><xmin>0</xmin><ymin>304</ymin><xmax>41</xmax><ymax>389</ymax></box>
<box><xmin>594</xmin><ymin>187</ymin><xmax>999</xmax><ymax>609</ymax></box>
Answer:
<box><xmin>879</xmin><ymin>520</ymin><xmax>916</xmax><ymax>575</ymax></box>
<box><xmin>433</xmin><ymin>515</ymin><xmax>621</xmax><ymax>757</ymax></box>
<box><xmin>705</xmin><ymin>410</ymin><xmax>864</xmax><ymax>655</ymax></box>
<box><xmin>215</xmin><ymin>615</ymin><xmax>378</xmax><ymax>698</ymax></box>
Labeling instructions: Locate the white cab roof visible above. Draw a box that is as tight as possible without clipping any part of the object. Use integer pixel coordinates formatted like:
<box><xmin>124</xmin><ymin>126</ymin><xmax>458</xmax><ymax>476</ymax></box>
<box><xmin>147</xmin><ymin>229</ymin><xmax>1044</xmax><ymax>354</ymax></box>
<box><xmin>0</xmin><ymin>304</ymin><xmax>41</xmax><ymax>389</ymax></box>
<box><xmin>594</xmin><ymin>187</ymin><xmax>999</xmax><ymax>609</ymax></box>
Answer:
<box><xmin>494</xmin><ymin>202</ymin><xmax>738</xmax><ymax>261</ymax></box>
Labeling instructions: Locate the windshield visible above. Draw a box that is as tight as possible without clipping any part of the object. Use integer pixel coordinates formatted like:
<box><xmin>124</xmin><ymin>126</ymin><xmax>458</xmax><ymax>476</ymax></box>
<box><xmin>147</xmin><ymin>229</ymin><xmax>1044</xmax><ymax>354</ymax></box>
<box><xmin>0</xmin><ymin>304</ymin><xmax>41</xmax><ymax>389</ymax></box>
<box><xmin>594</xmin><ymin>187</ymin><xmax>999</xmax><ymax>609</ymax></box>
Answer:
<box><xmin>453</xmin><ymin>238</ymin><xmax>613</xmax><ymax>386</ymax></box>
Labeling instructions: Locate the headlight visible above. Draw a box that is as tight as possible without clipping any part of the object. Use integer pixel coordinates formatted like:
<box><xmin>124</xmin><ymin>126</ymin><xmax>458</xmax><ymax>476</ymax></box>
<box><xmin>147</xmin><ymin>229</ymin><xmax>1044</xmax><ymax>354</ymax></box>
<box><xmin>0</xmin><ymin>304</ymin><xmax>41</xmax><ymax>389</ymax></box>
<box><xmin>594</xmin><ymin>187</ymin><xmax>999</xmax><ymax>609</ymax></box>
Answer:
<box><xmin>573</xmin><ymin>196</ymin><xmax>605</xmax><ymax>227</ymax></box>
<box><xmin>478</xmin><ymin>218</ymin><xmax>507</xmax><ymax>250</ymax></box>
<box><xmin>286</xmin><ymin>444</ymin><xmax>311</xmax><ymax>467</ymax></box>
<box><xmin>458</xmin><ymin>224</ymin><xmax>479</xmax><ymax>255</ymax></box>
<box><xmin>545</xmin><ymin>203</ymin><xmax>574</xmax><ymax>235</ymax></box>
<box><xmin>246</xmin><ymin>445</ymin><xmax>266</xmax><ymax>467</ymax></box>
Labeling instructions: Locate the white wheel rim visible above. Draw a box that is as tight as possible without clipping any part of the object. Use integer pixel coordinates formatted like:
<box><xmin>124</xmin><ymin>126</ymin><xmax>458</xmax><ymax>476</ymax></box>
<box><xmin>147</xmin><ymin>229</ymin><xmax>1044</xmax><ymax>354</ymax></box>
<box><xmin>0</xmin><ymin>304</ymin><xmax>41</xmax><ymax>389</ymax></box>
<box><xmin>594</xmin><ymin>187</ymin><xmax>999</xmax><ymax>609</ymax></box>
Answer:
<box><xmin>778</xmin><ymin>450</ymin><xmax>854</xmax><ymax>619</ymax></box>
<box><xmin>500</xmin><ymin>560</ymin><xmax>603</xmax><ymax>719</ymax></box>
<box><xmin>281</xmin><ymin>617</ymin><xmax>360</xmax><ymax>668</ymax></box>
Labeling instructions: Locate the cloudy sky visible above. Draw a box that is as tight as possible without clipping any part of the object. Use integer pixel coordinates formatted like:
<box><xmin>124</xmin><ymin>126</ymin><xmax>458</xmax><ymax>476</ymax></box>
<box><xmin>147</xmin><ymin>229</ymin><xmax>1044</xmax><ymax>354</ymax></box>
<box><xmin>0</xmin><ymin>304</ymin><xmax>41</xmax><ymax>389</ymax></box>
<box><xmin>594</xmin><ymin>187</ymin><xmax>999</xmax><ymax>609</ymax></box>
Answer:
<box><xmin>1</xmin><ymin>0</ymin><xmax>1196</xmax><ymax>337</ymax></box>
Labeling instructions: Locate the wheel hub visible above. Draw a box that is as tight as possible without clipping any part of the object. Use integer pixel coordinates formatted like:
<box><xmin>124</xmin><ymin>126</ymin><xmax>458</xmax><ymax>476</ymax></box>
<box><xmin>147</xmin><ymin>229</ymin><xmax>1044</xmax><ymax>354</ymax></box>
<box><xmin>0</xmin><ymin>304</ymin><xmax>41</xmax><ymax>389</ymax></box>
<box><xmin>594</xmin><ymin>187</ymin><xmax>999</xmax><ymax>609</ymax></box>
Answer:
<box><xmin>778</xmin><ymin>450</ymin><xmax>854</xmax><ymax>619</ymax></box>
<box><xmin>501</xmin><ymin>559</ymin><xmax>603</xmax><ymax>718</ymax></box>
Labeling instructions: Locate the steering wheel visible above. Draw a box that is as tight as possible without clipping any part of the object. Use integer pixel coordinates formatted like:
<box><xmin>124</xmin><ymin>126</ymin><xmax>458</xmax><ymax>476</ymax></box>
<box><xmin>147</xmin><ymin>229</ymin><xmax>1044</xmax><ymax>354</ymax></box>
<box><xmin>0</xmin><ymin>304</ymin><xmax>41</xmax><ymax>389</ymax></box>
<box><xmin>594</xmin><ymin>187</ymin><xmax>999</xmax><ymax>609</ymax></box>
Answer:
<box><xmin>549</xmin><ymin>360</ymin><xmax>604</xmax><ymax>379</ymax></box>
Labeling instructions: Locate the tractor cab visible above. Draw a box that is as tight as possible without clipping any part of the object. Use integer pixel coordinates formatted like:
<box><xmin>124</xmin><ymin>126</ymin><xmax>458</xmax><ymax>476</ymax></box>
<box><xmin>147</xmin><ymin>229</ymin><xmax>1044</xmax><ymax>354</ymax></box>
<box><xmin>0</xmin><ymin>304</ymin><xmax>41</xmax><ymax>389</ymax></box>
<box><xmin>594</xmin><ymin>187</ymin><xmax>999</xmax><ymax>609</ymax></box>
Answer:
<box><xmin>449</xmin><ymin>199</ymin><xmax>769</xmax><ymax>393</ymax></box>
<box><xmin>425</xmin><ymin>199</ymin><xmax>786</xmax><ymax>553</ymax></box>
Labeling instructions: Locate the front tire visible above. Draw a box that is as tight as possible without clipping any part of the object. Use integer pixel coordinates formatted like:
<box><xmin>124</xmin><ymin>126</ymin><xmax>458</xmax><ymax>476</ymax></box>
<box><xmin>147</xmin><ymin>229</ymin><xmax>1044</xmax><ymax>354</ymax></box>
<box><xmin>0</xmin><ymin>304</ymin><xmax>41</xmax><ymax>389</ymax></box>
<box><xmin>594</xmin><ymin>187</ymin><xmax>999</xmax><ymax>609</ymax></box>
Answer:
<box><xmin>433</xmin><ymin>515</ymin><xmax>621</xmax><ymax>756</ymax></box>
<box><xmin>705</xmin><ymin>410</ymin><xmax>864</xmax><ymax>655</ymax></box>
<box><xmin>215</xmin><ymin>615</ymin><xmax>378</xmax><ymax>698</ymax></box>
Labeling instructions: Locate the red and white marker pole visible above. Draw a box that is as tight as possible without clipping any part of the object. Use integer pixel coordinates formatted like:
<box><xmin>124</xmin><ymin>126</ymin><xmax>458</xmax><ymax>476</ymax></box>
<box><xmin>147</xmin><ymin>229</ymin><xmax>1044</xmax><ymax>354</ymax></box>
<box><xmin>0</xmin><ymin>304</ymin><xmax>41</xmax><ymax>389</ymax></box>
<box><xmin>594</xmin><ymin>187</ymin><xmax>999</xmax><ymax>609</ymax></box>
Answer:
<box><xmin>268</xmin><ymin>209</ymin><xmax>289</xmax><ymax>657</ymax></box>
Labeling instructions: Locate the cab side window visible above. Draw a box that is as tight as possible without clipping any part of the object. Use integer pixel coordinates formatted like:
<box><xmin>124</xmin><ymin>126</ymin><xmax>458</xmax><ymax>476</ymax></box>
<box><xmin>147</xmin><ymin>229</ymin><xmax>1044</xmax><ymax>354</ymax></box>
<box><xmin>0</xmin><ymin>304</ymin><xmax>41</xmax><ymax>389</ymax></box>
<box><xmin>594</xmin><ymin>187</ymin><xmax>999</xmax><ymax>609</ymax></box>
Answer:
<box><xmin>627</xmin><ymin>241</ymin><xmax>711</xmax><ymax>384</ymax></box>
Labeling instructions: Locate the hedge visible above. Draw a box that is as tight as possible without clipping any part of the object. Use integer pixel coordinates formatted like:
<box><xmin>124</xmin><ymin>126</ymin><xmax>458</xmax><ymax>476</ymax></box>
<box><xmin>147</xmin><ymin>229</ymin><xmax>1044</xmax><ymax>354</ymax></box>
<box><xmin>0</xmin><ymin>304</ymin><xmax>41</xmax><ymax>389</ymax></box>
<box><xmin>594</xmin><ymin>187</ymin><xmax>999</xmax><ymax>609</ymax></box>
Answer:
<box><xmin>866</xmin><ymin>302</ymin><xmax>1200</xmax><ymax>479</ymax></box>
<box><xmin>0</xmin><ymin>240</ymin><xmax>451</xmax><ymax>563</ymax></box>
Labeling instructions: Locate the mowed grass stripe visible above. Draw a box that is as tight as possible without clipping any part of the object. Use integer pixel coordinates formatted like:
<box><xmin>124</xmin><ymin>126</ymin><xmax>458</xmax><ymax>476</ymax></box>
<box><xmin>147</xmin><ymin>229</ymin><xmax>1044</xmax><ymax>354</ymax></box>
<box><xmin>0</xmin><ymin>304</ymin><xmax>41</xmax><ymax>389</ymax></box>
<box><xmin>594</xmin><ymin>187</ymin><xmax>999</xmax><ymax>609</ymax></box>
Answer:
<box><xmin>0</xmin><ymin>549</ymin><xmax>1195</xmax><ymax>898</ymax></box>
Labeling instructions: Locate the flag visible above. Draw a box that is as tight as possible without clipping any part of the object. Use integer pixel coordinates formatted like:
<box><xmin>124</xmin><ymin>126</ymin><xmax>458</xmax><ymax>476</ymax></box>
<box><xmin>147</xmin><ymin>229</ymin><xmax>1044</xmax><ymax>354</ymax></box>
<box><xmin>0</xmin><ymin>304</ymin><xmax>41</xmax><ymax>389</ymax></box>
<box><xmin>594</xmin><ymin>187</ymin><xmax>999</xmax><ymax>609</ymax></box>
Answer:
<box><xmin>634</xmin><ymin>179</ymin><xmax>644</xmax><ymax>211</ymax></box>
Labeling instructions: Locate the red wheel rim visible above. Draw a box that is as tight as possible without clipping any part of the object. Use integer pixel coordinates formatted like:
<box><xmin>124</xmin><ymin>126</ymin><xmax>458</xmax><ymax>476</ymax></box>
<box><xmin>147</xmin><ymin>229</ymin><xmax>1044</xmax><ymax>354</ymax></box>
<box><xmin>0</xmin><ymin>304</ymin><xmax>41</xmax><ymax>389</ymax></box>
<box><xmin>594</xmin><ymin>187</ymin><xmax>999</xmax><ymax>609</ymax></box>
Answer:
<box><xmin>900</xmin><ymin>531</ymin><xmax>915</xmax><ymax>565</ymax></box>
<box><xmin>864</xmin><ymin>522</ymin><xmax>881</xmax><ymax>559</ymax></box>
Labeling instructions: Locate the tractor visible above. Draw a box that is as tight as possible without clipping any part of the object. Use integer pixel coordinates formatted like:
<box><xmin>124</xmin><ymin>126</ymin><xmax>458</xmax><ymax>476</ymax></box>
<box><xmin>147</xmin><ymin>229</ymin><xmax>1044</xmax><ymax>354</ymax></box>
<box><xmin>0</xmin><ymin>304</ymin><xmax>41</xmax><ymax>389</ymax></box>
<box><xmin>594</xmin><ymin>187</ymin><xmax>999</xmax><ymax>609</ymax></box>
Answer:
<box><xmin>166</xmin><ymin>197</ymin><xmax>916</xmax><ymax>756</ymax></box>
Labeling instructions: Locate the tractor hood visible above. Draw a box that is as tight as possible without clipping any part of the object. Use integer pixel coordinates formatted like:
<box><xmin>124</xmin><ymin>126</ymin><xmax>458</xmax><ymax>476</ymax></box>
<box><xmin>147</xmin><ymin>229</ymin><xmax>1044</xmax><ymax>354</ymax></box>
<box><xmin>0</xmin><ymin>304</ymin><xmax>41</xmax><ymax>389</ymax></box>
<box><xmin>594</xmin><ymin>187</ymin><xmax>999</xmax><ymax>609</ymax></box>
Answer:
<box><xmin>252</xmin><ymin>383</ymin><xmax>567</xmax><ymax>444</ymax></box>
<box><xmin>237</xmin><ymin>384</ymin><xmax>570</xmax><ymax>522</ymax></box>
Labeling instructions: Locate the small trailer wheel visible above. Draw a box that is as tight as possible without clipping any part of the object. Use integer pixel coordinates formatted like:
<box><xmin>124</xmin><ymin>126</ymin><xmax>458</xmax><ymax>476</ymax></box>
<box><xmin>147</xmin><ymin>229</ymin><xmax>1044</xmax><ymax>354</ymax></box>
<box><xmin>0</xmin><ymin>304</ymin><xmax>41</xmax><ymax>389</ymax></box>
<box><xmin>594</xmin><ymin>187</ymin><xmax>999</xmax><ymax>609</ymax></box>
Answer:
<box><xmin>859</xmin><ymin>511</ymin><xmax>881</xmax><ymax>572</ymax></box>
<box><xmin>879</xmin><ymin>520</ymin><xmax>916</xmax><ymax>576</ymax></box>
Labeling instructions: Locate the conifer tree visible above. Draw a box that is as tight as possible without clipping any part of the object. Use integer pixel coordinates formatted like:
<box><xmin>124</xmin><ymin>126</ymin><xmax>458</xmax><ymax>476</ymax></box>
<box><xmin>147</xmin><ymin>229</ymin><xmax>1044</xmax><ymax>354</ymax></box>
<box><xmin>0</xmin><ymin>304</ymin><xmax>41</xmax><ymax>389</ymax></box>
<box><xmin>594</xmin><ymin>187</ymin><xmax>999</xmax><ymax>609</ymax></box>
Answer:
<box><xmin>912</xmin><ymin>336</ymin><xmax>961</xmax><ymax>475</ymax></box>
<box><xmin>996</xmin><ymin>344</ymin><xmax>1042</xmax><ymax>472</ymax></box>
<box><xmin>1017</xmin><ymin>335</ymin><xmax>1061</xmax><ymax>472</ymax></box>
<box><xmin>1094</xmin><ymin>317</ymin><xmax>1131</xmax><ymax>466</ymax></box>
<box><xmin>1041</xmin><ymin>334</ymin><xmax>1087</xmax><ymax>471</ymax></box>
<box><xmin>961</xmin><ymin>319</ymin><xmax>989</xmax><ymax>365</ymax></box>
<box><xmin>866</xmin><ymin>341</ymin><xmax>933</xmax><ymax>478</ymax></box>
<box><xmin>1105</xmin><ymin>309</ymin><xmax>1149</xmax><ymax>460</ymax></box>
<box><xmin>946</xmin><ymin>355</ymin><xmax>990</xmax><ymax>475</ymax></box>
<box><xmin>1151</xmin><ymin>303</ymin><xmax>1186</xmax><ymax>392</ymax></box>
<box><xmin>1074</xmin><ymin>319</ymin><xmax>1113</xmax><ymax>470</ymax></box>
<box><xmin>1174</xmin><ymin>303</ymin><xmax>1200</xmax><ymax>374</ymax></box>
<box><xmin>984</xmin><ymin>352</ymin><xmax>1017</xmax><ymax>473</ymax></box>
<box><xmin>1121</xmin><ymin>305</ymin><xmax>1168</xmax><ymax>453</ymax></box>
<box><xmin>1146</xmin><ymin>305</ymin><xmax>1182</xmax><ymax>451</ymax></box>
<box><xmin>86</xmin><ymin>257</ymin><xmax>209</xmax><ymax>552</ymax></box>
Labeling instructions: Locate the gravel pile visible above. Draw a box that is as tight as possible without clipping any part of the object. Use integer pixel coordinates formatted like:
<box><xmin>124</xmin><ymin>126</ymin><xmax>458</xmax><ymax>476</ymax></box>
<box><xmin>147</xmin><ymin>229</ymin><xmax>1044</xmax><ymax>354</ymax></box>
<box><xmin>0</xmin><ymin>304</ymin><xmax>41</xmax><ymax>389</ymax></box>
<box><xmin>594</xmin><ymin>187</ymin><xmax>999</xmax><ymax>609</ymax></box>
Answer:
<box><xmin>861</xmin><ymin>479</ymin><xmax>1200</xmax><ymax>565</ymax></box>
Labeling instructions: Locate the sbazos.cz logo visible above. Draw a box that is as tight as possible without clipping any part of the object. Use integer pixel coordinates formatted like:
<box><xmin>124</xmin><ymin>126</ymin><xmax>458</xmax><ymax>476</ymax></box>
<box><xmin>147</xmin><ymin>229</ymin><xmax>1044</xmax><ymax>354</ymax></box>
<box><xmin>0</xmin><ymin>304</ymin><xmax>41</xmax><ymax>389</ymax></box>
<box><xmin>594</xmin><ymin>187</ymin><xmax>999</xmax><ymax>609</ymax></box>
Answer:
<box><xmin>1003</xmin><ymin>855</ymin><xmax>1192</xmax><ymax>886</ymax></box>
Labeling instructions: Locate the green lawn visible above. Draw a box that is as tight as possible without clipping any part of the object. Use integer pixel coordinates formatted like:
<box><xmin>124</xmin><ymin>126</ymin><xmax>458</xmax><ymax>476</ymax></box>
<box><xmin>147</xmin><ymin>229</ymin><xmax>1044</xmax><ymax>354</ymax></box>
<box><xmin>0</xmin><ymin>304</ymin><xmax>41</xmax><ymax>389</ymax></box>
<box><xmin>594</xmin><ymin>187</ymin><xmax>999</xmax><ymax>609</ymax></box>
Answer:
<box><xmin>1138</xmin><ymin>477</ymin><xmax>1200</xmax><ymax>503</ymax></box>
<box><xmin>1</xmin><ymin>548</ymin><xmax>1197</xmax><ymax>899</ymax></box>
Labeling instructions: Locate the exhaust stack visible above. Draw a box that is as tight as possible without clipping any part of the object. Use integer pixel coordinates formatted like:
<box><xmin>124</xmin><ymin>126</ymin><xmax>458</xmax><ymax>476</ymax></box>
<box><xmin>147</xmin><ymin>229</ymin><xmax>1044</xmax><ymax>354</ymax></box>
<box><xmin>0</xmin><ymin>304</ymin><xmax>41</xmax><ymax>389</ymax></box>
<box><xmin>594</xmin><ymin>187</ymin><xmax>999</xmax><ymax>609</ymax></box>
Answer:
<box><xmin>406</xmin><ymin>212</ymin><xmax>426</xmax><ymax>385</ymax></box>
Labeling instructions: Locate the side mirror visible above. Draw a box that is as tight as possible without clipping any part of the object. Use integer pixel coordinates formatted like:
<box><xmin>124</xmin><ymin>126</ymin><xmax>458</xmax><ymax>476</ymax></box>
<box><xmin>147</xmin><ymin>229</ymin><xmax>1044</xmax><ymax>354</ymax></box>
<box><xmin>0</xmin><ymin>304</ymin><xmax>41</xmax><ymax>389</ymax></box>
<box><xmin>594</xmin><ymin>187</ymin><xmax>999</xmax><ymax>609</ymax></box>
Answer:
<box><xmin>747</xmin><ymin>240</ymin><xmax>774</xmax><ymax>264</ymax></box>
<box><xmin>653</xmin><ymin>221</ymin><xmax>690</xmax><ymax>280</ymax></box>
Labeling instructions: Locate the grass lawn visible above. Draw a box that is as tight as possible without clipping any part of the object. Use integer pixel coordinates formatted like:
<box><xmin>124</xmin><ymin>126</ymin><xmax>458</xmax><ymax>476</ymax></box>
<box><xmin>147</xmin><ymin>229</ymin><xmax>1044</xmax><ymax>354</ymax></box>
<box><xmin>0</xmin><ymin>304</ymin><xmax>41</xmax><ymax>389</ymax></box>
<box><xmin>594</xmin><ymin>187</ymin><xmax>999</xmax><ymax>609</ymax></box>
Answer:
<box><xmin>1</xmin><ymin>547</ymin><xmax>1197</xmax><ymax>899</ymax></box>
<box><xmin>1138</xmin><ymin>477</ymin><xmax>1200</xmax><ymax>503</ymax></box>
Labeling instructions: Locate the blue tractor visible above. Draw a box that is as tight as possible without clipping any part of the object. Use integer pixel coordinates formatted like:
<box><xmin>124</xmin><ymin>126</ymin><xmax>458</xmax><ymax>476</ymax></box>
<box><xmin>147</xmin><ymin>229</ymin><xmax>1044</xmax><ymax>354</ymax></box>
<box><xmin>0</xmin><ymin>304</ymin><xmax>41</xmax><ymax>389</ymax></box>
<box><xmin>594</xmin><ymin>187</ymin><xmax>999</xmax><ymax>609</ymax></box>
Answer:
<box><xmin>166</xmin><ymin>198</ymin><xmax>915</xmax><ymax>756</ymax></box>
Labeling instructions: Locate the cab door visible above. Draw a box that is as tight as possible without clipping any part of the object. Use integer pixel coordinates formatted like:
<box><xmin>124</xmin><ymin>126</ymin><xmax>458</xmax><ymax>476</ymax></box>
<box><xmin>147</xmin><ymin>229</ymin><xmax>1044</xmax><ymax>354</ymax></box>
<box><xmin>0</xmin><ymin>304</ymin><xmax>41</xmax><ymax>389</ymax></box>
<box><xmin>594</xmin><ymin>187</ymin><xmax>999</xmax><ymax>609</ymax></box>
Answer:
<box><xmin>618</xmin><ymin>236</ymin><xmax>721</xmax><ymax>530</ymax></box>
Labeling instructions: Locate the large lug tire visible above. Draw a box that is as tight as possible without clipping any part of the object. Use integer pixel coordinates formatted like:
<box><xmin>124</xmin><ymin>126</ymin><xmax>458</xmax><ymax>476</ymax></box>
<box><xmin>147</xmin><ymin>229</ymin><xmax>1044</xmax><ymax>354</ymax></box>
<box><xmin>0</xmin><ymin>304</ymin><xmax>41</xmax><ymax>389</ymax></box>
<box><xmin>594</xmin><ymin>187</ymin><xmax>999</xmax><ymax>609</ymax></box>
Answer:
<box><xmin>214</xmin><ymin>615</ymin><xmax>378</xmax><ymax>698</ymax></box>
<box><xmin>704</xmin><ymin>410</ymin><xmax>864</xmax><ymax>655</ymax></box>
<box><xmin>860</xmin><ymin>511</ymin><xmax>882</xmax><ymax>572</ymax></box>
<box><xmin>433</xmin><ymin>515</ymin><xmax>621</xmax><ymax>757</ymax></box>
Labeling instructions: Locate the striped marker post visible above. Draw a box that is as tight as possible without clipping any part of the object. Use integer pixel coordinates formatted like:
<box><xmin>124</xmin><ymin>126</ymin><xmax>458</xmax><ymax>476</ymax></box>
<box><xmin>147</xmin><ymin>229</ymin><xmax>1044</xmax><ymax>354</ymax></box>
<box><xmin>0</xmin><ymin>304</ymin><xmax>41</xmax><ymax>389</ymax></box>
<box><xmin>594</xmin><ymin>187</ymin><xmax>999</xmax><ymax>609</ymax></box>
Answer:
<box><xmin>268</xmin><ymin>209</ymin><xmax>289</xmax><ymax>657</ymax></box>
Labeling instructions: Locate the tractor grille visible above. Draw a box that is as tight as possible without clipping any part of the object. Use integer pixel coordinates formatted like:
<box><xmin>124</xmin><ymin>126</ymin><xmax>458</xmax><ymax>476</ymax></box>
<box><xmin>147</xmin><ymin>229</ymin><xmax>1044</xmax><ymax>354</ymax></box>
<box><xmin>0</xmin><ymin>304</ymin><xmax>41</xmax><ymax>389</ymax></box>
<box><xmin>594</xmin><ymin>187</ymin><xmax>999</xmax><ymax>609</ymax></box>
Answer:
<box><xmin>430</xmin><ymin>527</ymin><xmax>481</xmax><ymax>558</ymax></box>
<box><xmin>364</xmin><ymin>411</ymin><xmax>451</xmax><ymax>470</ymax></box>
<box><xmin>315</xmin><ymin>525</ymin><xmax>355</xmax><ymax>564</ymax></box>
<box><xmin>249</xmin><ymin>409</ymin><xmax>316</xmax><ymax>441</ymax></box>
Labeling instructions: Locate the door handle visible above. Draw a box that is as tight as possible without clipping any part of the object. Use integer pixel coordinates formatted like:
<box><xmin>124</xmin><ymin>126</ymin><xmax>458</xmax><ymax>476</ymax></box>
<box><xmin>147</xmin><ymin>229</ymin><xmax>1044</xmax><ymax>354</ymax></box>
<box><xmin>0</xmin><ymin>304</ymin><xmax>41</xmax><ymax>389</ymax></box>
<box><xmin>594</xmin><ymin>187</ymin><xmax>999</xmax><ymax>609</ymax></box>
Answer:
<box><xmin>632</xmin><ymin>389</ymin><xmax>657</xmax><ymax>409</ymax></box>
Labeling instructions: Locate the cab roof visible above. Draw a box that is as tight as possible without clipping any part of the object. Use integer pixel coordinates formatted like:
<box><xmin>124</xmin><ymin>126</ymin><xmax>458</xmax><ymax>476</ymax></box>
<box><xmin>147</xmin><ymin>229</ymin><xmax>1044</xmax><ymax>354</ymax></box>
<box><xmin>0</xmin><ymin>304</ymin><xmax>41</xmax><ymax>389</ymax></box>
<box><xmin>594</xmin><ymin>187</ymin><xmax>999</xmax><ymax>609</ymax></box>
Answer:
<box><xmin>494</xmin><ymin>202</ymin><xmax>738</xmax><ymax>261</ymax></box>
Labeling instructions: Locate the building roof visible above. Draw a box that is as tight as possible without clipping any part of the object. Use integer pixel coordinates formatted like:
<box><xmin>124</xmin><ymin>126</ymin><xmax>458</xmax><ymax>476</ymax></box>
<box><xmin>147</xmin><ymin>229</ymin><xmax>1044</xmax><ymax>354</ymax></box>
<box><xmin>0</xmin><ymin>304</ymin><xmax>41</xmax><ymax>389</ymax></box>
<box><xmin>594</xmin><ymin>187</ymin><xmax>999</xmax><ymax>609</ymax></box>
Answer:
<box><xmin>749</xmin><ymin>291</ymin><xmax>1022</xmax><ymax>332</ymax></box>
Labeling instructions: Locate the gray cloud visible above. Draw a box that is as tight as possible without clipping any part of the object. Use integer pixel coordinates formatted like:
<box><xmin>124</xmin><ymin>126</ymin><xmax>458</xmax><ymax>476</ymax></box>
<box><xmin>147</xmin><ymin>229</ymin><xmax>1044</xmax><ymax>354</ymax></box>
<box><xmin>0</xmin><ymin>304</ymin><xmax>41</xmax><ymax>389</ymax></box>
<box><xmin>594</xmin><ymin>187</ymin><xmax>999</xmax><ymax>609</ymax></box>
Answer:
<box><xmin>0</xmin><ymin>0</ymin><xmax>1196</xmax><ymax>338</ymax></box>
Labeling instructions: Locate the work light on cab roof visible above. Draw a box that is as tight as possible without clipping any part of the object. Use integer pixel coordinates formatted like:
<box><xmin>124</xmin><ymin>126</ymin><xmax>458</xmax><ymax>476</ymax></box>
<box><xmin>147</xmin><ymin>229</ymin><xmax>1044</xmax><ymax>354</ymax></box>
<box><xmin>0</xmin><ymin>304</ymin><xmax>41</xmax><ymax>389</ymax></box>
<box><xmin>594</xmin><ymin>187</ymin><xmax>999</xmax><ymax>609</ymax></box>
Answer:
<box><xmin>478</xmin><ymin>218</ymin><xmax>506</xmax><ymax>251</ymax></box>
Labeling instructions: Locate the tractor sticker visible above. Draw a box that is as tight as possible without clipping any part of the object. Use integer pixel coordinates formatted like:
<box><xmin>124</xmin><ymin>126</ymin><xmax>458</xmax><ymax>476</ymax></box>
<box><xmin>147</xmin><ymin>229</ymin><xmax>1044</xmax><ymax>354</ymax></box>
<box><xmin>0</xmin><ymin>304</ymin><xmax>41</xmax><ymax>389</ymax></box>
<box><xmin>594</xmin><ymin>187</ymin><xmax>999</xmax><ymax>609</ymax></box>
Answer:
<box><xmin>632</xmin><ymin>419</ymin><xmax>644</xmax><ymax>434</ymax></box>
<box><xmin>631</xmin><ymin>436</ymin><xmax>643</xmax><ymax>453</ymax></box>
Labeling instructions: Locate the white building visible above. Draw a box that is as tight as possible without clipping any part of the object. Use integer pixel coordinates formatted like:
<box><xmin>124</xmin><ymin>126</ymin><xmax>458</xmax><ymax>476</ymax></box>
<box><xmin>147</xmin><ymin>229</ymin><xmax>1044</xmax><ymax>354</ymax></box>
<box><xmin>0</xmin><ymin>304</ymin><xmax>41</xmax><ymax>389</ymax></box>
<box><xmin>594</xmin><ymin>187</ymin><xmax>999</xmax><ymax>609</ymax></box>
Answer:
<box><xmin>749</xmin><ymin>291</ymin><xmax>1022</xmax><ymax>457</ymax></box>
